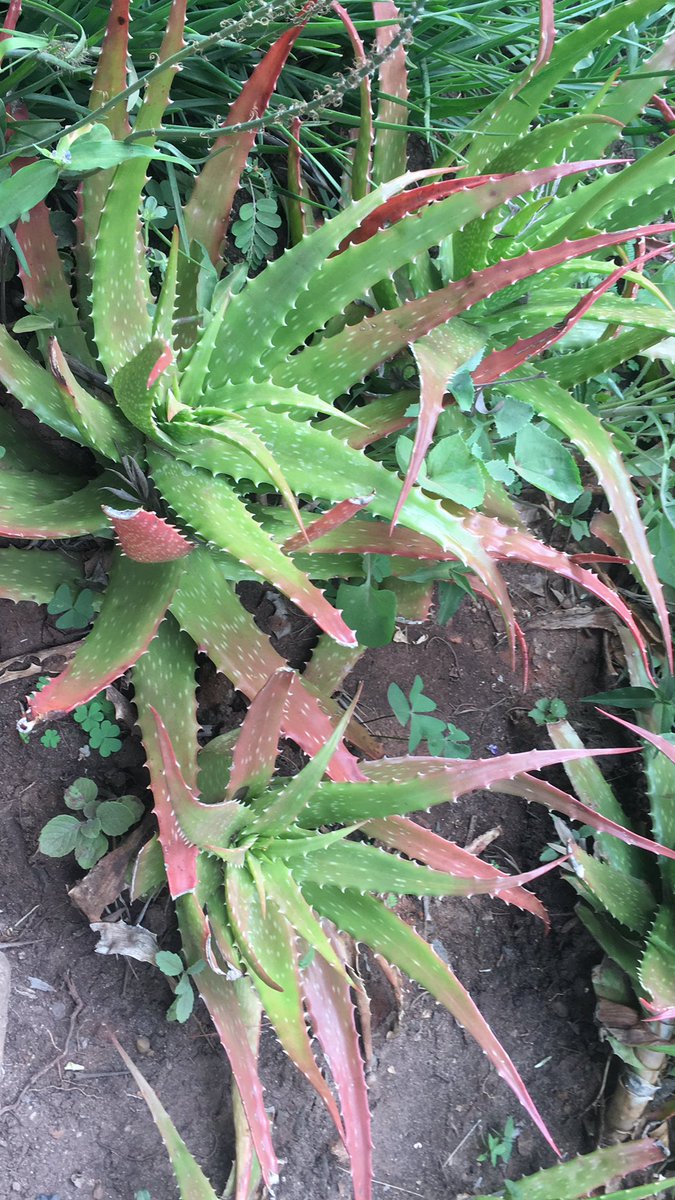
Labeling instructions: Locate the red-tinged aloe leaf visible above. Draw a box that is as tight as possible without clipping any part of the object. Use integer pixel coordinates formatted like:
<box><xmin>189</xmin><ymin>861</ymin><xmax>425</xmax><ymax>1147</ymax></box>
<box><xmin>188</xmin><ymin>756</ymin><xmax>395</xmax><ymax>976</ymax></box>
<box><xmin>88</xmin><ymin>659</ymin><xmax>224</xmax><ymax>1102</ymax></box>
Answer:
<box><xmin>303</xmin><ymin>883</ymin><xmax>559</xmax><ymax>1155</ymax></box>
<box><xmin>333</xmin><ymin>1</ymin><xmax>372</xmax><ymax>200</ymax></box>
<box><xmin>177</xmin><ymin>893</ymin><xmax>278</xmax><ymax>1188</ymax></box>
<box><xmin>509</xmin><ymin>375</ymin><xmax>673</xmax><ymax>672</ymax></box>
<box><xmin>598</xmin><ymin>709</ymin><xmax>675</xmax><ymax>768</ymax></box>
<box><xmin>393</xmin><ymin>322</ymin><xmax>485</xmax><ymax>527</ymax></box>
<box><xmin>102</xmin><ymin>505</ymin><xmax>193</xmax><ymax>563</ymax></box>
<box><xmin>91</xmin><ymin>1</ymin><xmax>188</xmax><ymax>377</ymax></box>
<box><xmin>475</xmin><ymin>244</ymin><xmax>672</xmax><ymax>385</ymax></box>
<box><xmin>227</xmin><ymin>869</ymin><xmax>345</xmax><ymax>1138</ymax></box>
<box><xmin>372</xmin><ymin>2</ymin><xmax>409</xmax><ymax>185</ymax></box>
<box><xmin>465</xmin><ymin>513</ymin><xmax>656</xmax><ymax>683</ymax></box>
<box><xmin>494</xmin><ymin>773</ymin><xmax>675</xmax><ymax>862</ymax></box>
<box><xmin>77</xmin><ymin>0</ymin><xmax>131</xmax><ymax>293</ymax></box>
<box><xmin>0</xmin><ymin>547</ymin><xmax>82</xmax><ymax>605</ymax></box>
<box><xmin>150</xmin><ymin>449</ymin><xmax>357</xmax><ymax>648</ymax></box>
<box><xmin>281</xmin><ymin>220</ymin><xmax>675</xmax><ymax>402</ymax></box>
<box><xmin>0</xmin><ymin>322</ymin><xmax>87</xmax><ymax>444</ymax></box>
<box><xmin>111</xmin><ymin>1034</ymin><xmax>220</xmax><ymax>1200</ymax></box>
<box><xmin>0</xmin><ymin>0</ymin><xmax>21</xmax><ymax>40</ymax></box>
<box><xmin>226</xmin><ymin>669</ymin><xmax>293</xmax><ymax>801</ymax></box>
<box><xmin>361</xmin><ymin>747</ymin><xmax>636</xmax><ymax>798</ymax></box>
<box><xmin>474</xmin><ymin>1140</ymin><xmax>667</xmax><ymax>1200</ymax></box>
<box><xmin>145</xmin><ymin>707</ymin><xmax>244</xmax><ymax>859</ymax></box>
<box><xmin>284</xmin><ymin>496</ymin><xmax>373</xmax><ymax>552</ymax></box>
<box><xmin>26</xmin><ymin>553</ymin><xmax>183</xmax><ymax>724</ymax></box>
<box><xmin>0</xmin><ymin>476</ymin><xmax>109</xmax><ymax>539</ymax></box>
<box><xmin>183</xmin><ymin>11</ymin><xmax>314</xmax><ymax>271</ymax></box>
<box><xmin>590</xmin><ymin>512</ymin><xmax>628</xmax><ymax>558</ymax></box>
<box><xmin>365</xmin><ymin>816</ymin><xmax>548</xmax><ymax>925</ymax></box>
<box><xmin>8</xmin><ymin>153</ymin><xmax>92</xmax><ymax>365</ymax></box>
<box><xmin>171</xmin><ymin>550</ymin><xmax>365</xmax><ymax>782</ymax></box>
<box><xmin>47</xmin><ymin>339</ymin><xmax>139</xmax><ymax>460</ymax></box>
<box><xmin>302</xmin><ymin>926</ymin><xmax>372</xmax><ymax>1200</ymax></box>
<box><xmin>512</xmin><ymin>0</ymin><xmax>555</xmax><ymax>99</ymax></box>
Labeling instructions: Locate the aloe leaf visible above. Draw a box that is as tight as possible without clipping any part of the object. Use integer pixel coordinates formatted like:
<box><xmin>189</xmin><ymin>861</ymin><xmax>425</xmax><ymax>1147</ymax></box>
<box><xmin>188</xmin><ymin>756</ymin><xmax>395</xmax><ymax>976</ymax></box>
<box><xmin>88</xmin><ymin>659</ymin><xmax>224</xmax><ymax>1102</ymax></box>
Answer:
<box><xmin>301</xmin><ymin>927</ymin><xmax>372</xmax><ymax>1200</ymax></box>
<box><xmin>170</xmin><ymin>551</ymin><xmax>364</xmax><ymax>782</ymax></box>
<box><xmin>474</xmin><ymin>245</ymin><xmax>670</xmax><ymax>387</ymax></box>
<box><xmin>372</xmin><ymin>2</ymin><xmax>408</xmax><ymax>185</ymax></box>
<box><xmin>333</xmin><ymin>2</ymin><xmax>372</xmax><ymax>199</ymax></box>
<box><xmin>11</xmin><ymin>156</ymin><xmax>92</xmax><ymax>365</ymax></box>
<box><xmin>288</xmin><ymin>838</ymin><xmax>561</xmax><ymax>898</ymax></box>
<box><xmin>639</xmin><ymin>905</ymin><xmax>675</xmax><ymax>1013</ymax></box>
<box><xmin>465</xmin><ymin>513</ymin><xmax>655</xmax><ymax>681</ymax></box>
<box><xmin>393</xmin><ymin>322</ymin><xmax>485</xmax><ymax>526</ymax></box>
<box><xmin>227</xmin><ymin>869</ymin><xmax>345</xmax><ymax>1136</ymax></box>
<box><xmin>305</xmin><ymin>884</ymin><xmax>559</xmax><ymax>1155</ymax></box>
<box><xmin>245</xmin><ymin>697</ymin><xmax>356</xmax><ymax>834</ymax></box>
<box><xmin>564</xmin><ymin>31</ymin><xmax>675</xmax><ymax>166</ymax></box>
<box><xmin>47</xmin><ymin>339</ymin><xmax>138</xmax><ymax>460</ymax></box>
<box><xmin>278</xmin><ymin>222</ymin><xmax>675</xmax><ymax>403</ymax></box>
<box><xmin>286</xmin><ymin>117</ymin><xmax>313</xmax><ymax>243</ymax></box>
<box><xmin>112</xmin><ymin>1035</ymin><xmax>219</xmax><ymax>1200</ymax></box>
<box><xmin>473</xmin><ymin>1138</ymin><xmax>666</xmax><ymax>1200</ymax></box>
<box><xmin>0</xmin><ymin>323</ymin><xmax>84</xmax><ymax>442</ymax></box>
<box><xmin>149</xmin><ymin>448</ymin><xmax>357</xmax><ymax>647</ymax></box>
<box><xmin>0</xmin><ymin>476</ymin><xmax>108</xmax><ymax>539</ymax></box>
<box><xmin>0</xmin><ymin>468</ymin><xmax>83</xmax><ymax>506</ymax></box>
<box><xmin>569</xmin><ymin>845</ymin><xmax>655</xmax><ymax>934</ymax></box>
<box><xmin>27</xmin><ymin>553</ymin><xmax>183</xmax><ymax>724</ymax></box>
<box><xmin>267</xmin><ymin>161</ymin><xmax>611</xmax><ymax>377</ymax></box>
<box><xmin>102</xmin><ymin>505</ymin><xmax>193</xmax><ymax>563</ymax></box>
<box><xmin>177</xmin><ymin>893</ymin><xmax>278</xmax><ymax>1188</ymax></box>
<box><xmin>78</xmin><ymin>0</ymin><xmax>131</xmax><ymax>275</ymax></box>
<box><xmin>91</xmin><ymin>1</ymin><xmax>188</xmax><ymax>375</ymax></box>
<box><xmin>182</xmin><ymin>16</ymin><xmax>311</xmax><ymax>274</ymax></box>
<box><xmin>226</xmin><ymin>669</ymin><xmax>293</xmax><ymax>801</ymax></box>
<box><xmin>0</xmin><ymin>547</ymin><xmax>82</xmax><ymax>605</ymax></box>
<box><xmin>365</xmin><ymin>817</ymin><xmax>548</xmax><ymax>925</ymax></box>
<box><xmin>458</xmin><ymin>0</ymin><xmax>670</xmax><ymax>174</ymax></box>
<box><xmin>130</xmin><ymin>835</ymin><xmax>167</xmax><ymax>901</ymax></box>
<box><xmin>303</xmin><ymin>633</ymin><xmax>368</xmax><ymax>699</ymax></box>
<box><xmin>283</xmin><ymin>496</ymin><xmax>373</xmax><ymax>554</ymax></box>
<box><xmin>598</xmin><ymin>709</ymin><xmax>675</xmax><ymax>770</ymax></box>
<box><xmin>506</xmin><ymin>376</ymin><xmax>672</xmax><ymax>672</ymax></box>
<box><xmin>153</xmin><ymin>225</ymin><xmax>181</xmax><ymax>348</ymax></box>
<box><xmin>547</xmin><ymin>720</ymin><xmax>642</xmax><ymax>877</ymax></box>
<box><xmin>259</xmin><ymin>859</ymin><xmax>349</xmax><ymax>981</ymax></box>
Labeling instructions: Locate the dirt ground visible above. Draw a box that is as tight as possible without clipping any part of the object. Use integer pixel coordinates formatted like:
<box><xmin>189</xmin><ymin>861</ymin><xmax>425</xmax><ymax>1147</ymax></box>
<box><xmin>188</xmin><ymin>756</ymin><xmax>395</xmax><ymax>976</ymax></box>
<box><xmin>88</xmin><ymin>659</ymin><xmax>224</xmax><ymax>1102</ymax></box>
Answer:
<box><xmin>0</xmin><ymin>571</ymin><xmax>624</xmax><ymax>1200</ymax></box>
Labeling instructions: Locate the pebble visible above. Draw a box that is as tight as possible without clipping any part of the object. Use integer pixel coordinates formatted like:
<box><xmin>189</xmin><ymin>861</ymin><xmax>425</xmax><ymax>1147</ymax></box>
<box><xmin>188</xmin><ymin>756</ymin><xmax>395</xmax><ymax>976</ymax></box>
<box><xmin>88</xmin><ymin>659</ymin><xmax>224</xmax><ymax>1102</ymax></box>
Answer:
<box><xmin>135</xmin><ymin>1036</ymin><xmax>151</xmax><ymax>1055</ymax></box>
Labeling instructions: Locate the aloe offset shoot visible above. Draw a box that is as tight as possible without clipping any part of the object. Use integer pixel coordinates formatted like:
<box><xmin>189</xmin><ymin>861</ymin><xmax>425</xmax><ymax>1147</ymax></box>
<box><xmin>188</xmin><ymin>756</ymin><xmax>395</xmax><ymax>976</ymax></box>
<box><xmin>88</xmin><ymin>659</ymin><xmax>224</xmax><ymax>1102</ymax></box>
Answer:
<box><xmin>0</xmin><ymin>0</ymin><xmax>674</xmax><ymax>1196</ymax></box>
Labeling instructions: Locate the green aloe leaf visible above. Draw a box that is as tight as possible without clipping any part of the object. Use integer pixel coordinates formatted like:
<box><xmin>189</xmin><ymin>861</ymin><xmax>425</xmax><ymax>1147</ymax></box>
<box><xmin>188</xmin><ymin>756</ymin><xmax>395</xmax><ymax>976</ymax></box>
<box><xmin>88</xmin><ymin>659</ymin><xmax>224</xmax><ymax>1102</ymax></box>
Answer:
<box><xmin>569</xmin><ymin>846</ymin><xmax>655</xmax><ymax>934</ymax></box>
<box><xmin>304</xmin><ymin>883</ymin><xmax>558</xmax><ymax>1155</ymax></box>
<box><xmin>112</xmin><ymin>1035</ymin><xmax>219</xmax><ymax>1200</ymax></box>
<box><xmin>0</xmin><ymin>548</ymin><xmax>82</xmax><ymax>605</ymax></box>
<box><xmin>639</xmin><ymin>905</ymin><xmax>675</xmax><ymax>1012</ymax></box>
<box><xmin>473</xmin><ymin>1138</ymin><xmax>667</xmax><ymax>1199</ymax></box>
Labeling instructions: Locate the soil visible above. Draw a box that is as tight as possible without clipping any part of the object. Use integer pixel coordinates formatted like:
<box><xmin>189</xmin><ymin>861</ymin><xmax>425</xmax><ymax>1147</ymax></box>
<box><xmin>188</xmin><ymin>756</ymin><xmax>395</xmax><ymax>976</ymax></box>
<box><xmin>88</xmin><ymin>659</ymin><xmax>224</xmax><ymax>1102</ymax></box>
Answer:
<box><xmin>0</xmin><ymin>571</ymin><xmax>626</xmax><ymax>1200</ymax></box>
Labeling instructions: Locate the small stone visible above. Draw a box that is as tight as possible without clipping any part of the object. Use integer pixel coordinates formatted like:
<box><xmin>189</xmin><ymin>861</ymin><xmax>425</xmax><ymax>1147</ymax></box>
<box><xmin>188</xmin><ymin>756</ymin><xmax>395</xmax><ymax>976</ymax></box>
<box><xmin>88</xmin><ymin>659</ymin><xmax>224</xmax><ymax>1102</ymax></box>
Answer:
<box><xmin>10</xmin><ymin>1184</ymin><xmax>21</xmax><ymax>1194</ymax></box>
<box><xmin>92</xmin><ymin>1184</ymin><xmax>104</xmax><ymax>1200</ymax></box>
<box><xmin>551</xmin><ymin>998</ymin><xmax>569</xmax><ymax>1019</ymax></box>
<box><xmin>135</xmin><ymin>1036</ymin><xmax>151</xmax><ymax>1055</ymax></box>
<box><xmin>70</xmin><ymin>1174</ymin><xmax>84</xmax><ymax>1190</ymax></box>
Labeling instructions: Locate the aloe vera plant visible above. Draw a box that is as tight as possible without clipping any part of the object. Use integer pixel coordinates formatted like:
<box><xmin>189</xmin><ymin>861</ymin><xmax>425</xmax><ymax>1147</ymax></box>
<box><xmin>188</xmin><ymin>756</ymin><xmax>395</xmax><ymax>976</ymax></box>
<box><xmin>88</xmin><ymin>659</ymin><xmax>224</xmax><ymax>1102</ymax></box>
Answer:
<box><xmin>541</xmin><ymin>629</ymin><xmax>675</xmax><ymax>1145</ymax></box>
<box><xmin>1</xmin><ymin>0</ymin><xmax>674</xmax><ymax>1195</ymax></box>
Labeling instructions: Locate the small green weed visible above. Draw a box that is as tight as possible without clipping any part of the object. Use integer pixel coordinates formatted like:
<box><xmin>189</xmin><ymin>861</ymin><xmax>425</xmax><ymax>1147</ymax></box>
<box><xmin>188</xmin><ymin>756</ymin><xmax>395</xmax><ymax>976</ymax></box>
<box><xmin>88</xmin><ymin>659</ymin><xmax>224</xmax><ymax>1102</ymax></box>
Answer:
<box><xmin>47</xmin><ymin>583</ymin><xmax>95</xmax><ymax>631</ymax></box>
<box><xmin>39</xmin><ymin>728</ymin><xmax>61</xmax><ymax>749</ymax></box>
<box><xmin>74</xmin><ymin>695</ymin><xmax>122</xmax><ymax>757</ymax></box>
<box><xmin>528</xmin><ymin>698</ymin><xmax>568</xmax><ymax>726</ymax></box>
<box><xmin>478</xmin><ymin>1116</ymin><xmax>518</xmax><ymax>1168</ymax></box>
<box><xmin>39</xmin><ymin>777</ymin><xmax>144</xmax><ymax>869</ymax></box>
<box><xmin>155</xmin><ymin>951</ymin><xmax>205</xmax><ymax>1024</ymax></box>
<box><xmin>388</xmin><ymin>675</ymin><xmax>471</xmax><ymax>757</ymax></box>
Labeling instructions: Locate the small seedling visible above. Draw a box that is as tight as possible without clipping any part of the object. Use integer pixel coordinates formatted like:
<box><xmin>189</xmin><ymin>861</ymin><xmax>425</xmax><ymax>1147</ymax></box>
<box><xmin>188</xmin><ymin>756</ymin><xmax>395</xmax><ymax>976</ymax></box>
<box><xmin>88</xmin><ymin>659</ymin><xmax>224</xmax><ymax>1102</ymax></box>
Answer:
<box><xmin>39</xmin><ymin>777</ymin><xmax>144</xmax><ymax>869</ymax></box>
<box><xmin>74</xmin><ymin>695</ymin><xmax>122</xmax><ymax>757</ymax></box>
<box><xmin>47</xmin><ymin>583</ymin><xmax>95</xmax><ymax>631</ymax></box>
<box><xmin>478</xmin><ymin>1116</ymin><xmax>518</xmax><ymax>1167</ymax></box>
<box><xmin>388</xmin><ymin>675</ymin><xmax>471</xmax><ymax>757</ymax></box>
<box><xmin>155</xmin><ymin>950</ymin><xmax>205</xmax><ymax>1024</ymax></box>
<box><xmin>554</xmin><ymin>491</ymin><xmax>592</xmax><ymax>542</ymax></box>
<box><xmin>528</xmin><ymin>697</ymin><xmax>568</xmax><ymax>726</ymax></box>
<box><xmin>40</xmin><ymin>728</ymin><xmax>61</xmax><ymax>749</ymax></box>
